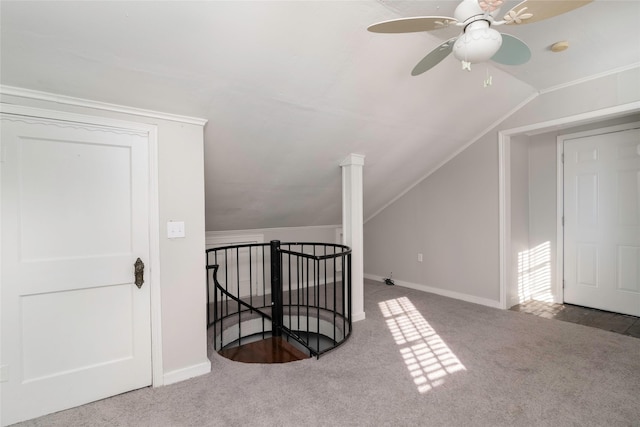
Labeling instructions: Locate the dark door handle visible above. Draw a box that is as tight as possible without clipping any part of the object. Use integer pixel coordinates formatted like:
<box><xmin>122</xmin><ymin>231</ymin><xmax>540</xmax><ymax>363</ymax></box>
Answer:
<box><xmin>134</xmin><ymin>258</ymin><xmax>144</xmax><ymax>289</ymax></box>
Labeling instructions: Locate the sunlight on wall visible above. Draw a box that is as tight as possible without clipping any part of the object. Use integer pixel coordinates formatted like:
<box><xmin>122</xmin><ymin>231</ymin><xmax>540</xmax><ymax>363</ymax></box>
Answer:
<box><xmin>517</xmin><ymin>241</ymin><xmax>553</xmax><ymax>303</ymax></box>
<box><xmin>379</xmin><ymin>297</ymin><xmax>466</xmax><ymax>394</ymax></box>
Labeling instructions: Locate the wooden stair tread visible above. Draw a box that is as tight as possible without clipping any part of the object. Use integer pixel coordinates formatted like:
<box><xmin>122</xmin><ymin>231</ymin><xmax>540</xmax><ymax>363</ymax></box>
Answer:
<box><xmin>218</xmin><ymin>337</ymin><xmax>310</xmax><ymax>363</ymax></box>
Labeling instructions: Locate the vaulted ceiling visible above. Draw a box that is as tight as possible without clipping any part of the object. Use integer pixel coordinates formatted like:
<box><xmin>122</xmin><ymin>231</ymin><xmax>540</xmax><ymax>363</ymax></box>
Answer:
<box><xmin>1</xmin><ymin>1</ymin><xmax>639</xmax><ymax>230</ymax></box>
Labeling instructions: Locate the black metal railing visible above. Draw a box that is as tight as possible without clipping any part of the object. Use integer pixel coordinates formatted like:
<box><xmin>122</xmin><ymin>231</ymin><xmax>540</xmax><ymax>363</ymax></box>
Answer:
<box><xmin>206</xmin><ymin>240</ymin><xmax>352</xmax><ymax>358</ymax></box>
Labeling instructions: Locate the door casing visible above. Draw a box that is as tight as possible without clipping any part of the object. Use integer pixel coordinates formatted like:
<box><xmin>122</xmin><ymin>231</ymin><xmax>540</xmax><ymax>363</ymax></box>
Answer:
<box><xmin>557</xmin><ymin>121</ymin><xmax>640</xmax><ymax>311</ymax></box>
<box><xmin>0</xmin><ymin>103</ymin><xmax>164</xmax><ymax>390</ymax></box>
<box><xmin>498</xmin><ymin>101</ymin><xmax>640</xmax><ymax>310</ymax></box>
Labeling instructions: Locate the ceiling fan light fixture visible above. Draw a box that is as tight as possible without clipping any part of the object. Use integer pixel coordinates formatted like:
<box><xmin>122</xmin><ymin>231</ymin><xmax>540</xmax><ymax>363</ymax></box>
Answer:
<box><xmin>368</xmin><ymin>0</ymin><xmax>592</xmax><ymax>76</ymax></box>
<box><xmin>452</xmin><ymin>24</ymin><xmax>503</xmax><ymax>65</ymax></box>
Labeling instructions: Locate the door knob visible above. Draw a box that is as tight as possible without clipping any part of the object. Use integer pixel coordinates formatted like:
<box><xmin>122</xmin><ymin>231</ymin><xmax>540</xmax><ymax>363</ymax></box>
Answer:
<box><xmin>134</xmin><ymin>258</ymin><xmax>144</xmax><ymax>289</ymax></box>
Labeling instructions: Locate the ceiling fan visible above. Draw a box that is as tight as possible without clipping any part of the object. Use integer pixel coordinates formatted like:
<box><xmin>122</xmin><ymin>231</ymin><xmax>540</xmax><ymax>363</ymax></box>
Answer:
<box><xmin>367</xmin><ymin>0</ymin><xmax>592</xmax><ymax>76</ymax></box>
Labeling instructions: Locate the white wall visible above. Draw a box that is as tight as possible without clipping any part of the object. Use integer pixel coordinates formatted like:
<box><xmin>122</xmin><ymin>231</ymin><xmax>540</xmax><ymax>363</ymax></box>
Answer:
<box><xmin>0</xmin><ymin>92</ymin><xmax>209</xmax><ymax>382</ymax></box>
<box><xmin>363</xmin><ymin>66</ymin><xmax>640</xmax><ymax>308</ymax></box>
<box><xmin>207</xmin><ymin>225</ymin><xmax>339</xmax><ymax>245</ymax></box>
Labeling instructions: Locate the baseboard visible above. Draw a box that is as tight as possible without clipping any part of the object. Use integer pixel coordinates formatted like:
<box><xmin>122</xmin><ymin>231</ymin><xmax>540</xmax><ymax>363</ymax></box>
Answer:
<box><xmin>352</xmin><ymin>311</ymin><xmax>366</xmax><ymax>322</ymax></box>
<box><xmin>162</xmin><ymin>360</ymin><xmax>211</xmax><ymax>386</ymax></box>
<box><xmin>364</xmin><ymin>273</ymin><xmax>502</xmax><ymax>309</ymax></box>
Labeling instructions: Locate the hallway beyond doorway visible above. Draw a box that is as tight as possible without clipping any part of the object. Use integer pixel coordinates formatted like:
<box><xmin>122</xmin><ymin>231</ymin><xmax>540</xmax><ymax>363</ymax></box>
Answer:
<box><xmin>510</xmin><ymin>300</ymin><xmax>640</xmax><ymax>338</ymax></box>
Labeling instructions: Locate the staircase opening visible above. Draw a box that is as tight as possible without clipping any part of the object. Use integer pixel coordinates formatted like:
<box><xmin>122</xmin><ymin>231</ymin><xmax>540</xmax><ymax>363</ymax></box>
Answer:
<box><xmin>206</xmin><ymin>240</ymin><xmax>352</xmax><ymax>363</ymax></box>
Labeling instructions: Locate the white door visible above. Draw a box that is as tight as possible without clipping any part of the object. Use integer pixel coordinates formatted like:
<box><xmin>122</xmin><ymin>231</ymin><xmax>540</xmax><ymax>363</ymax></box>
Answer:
<box><xmin>1</xmin><ymin>115</ymin><xmax>152</xmax><ymax>425</ymax></box>
<box><xmin>563</xmin><ymin>125</ymin><xmax>640</xmax><ymax>316</ymax></box>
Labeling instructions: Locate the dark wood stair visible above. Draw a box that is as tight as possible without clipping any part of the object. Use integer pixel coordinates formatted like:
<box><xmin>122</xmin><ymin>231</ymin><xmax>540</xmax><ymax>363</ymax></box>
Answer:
<box><xmin>218</xmin><ymin>337</ymin><xmax>310</xmax><ymax>363</ymax></box>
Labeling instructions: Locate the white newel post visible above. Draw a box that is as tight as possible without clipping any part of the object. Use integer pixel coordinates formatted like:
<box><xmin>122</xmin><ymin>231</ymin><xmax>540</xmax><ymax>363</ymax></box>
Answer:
<box><xmin>340</xmin><ymin>153</ymin><xmax>365</xmax><ymax>322</ymax></box>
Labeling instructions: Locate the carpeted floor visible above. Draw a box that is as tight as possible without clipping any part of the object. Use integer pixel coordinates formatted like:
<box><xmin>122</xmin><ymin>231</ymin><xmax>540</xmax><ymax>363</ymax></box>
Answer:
<box><xmin>14</xmin><ymin>279</ymin><xmax>640</xmax><ymax>426</ymax></box>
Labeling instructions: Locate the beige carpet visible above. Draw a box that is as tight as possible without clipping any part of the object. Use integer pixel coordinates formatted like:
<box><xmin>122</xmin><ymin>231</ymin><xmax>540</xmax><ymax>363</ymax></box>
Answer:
<box><xmin>15</xmin><ymin>279</ymin><xmax>640</xmax><ymax>426</ymax></box>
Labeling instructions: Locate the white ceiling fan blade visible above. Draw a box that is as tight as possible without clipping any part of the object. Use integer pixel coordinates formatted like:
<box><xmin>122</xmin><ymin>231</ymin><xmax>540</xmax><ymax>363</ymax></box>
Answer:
<box><xmin>411</xmin><ymin>38</ymin><xmax>456</xmax><ymax>76</ymax></box>
<box><xmin>504</xmin><ymin>0</ymin><xmax>593</xmax><ymax>25</ymax></box>
<box><xmin>491</xmin><ymin>34</ymin><xmax>531</xmax><ymax>65</ymax></box>
<box><xmin>368</xmin><ymin>16</ymin><xmax>457</xmax><ymax>33</ymax></box>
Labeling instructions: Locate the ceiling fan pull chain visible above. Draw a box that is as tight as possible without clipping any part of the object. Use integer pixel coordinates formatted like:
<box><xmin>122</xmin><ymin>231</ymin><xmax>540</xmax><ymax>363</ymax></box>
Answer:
<box><xmin>461</xmin><ymin>47</ymin><xmax>471</xmax><ymax>71</ymax></box>
<box><xmin>484</xmin><ymin>67</ymin><xmax>493</xmax><ymax>87</ymax></box>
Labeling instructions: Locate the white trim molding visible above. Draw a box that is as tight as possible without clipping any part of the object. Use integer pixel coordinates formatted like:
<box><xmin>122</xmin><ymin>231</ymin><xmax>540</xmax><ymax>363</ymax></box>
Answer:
<box><xmin>0</xmin><ymin>85</ymin><xmax>207</xmax><ymax>126</ymax></box>
<box><xmin>555</xmin><ymin>120</ymin><xmax>640</xmax><ymax>307</ymax></box>
<box><xmin>365</xmin><ymin>92</ymin><xmax>540</xmax><ymax>224</ymax></box>
<box><xmin>364</xmin><ymin>274</ymin><xmax>502</xmax><ymax>309</ymax></box>
<box><xmin>0</xmin><ymin>103</ymin><xmax>165</xmax><ymax>387</ymax></box>
<box><xmin>162</xmin><ymin>361</ymin><xmax>211</xmax><ymax>386</ymax></box>
<box><xmin>539</xmin><ymin>62</ymin><xmax>640</xmax><ymax>96</ymax></box>
<box><xmin>498</xmin><ymin>101</ymin><xmax>640</xmax><ymax>310</ymax></box>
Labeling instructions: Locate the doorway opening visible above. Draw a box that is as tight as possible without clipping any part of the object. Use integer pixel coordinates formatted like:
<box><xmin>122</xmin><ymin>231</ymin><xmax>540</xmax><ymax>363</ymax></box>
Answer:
<box><xmin>499</xmin><ymin>103</ymin><xmax>640</xmax><ymax>313</ymax></box>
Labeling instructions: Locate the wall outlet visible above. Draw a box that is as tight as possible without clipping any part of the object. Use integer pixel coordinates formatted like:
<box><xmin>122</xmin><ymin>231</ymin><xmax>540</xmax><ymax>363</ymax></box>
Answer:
<box><xmin>418</xmin><ymin>253</ymin><xmax>423</xmax><ymax>262</ymax></box>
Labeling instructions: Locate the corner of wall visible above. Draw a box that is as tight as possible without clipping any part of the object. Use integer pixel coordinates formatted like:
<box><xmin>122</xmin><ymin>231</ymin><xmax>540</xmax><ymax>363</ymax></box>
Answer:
<box><xmin>162</xmin><ymin>360</ymin><xmax>211</xmax><ymax>386</ymax></box>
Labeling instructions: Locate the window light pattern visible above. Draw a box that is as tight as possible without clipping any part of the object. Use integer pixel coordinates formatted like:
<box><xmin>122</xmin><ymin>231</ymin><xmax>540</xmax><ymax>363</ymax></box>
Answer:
<box><xmin>517</xmin><ymin>241</ymin><xmax>553</xmax><ymax>303</ymax></box>
<box><xmin>379</xmin><ymin>297</ymin><xmax>466</xmax><ymax>393</ymax></box>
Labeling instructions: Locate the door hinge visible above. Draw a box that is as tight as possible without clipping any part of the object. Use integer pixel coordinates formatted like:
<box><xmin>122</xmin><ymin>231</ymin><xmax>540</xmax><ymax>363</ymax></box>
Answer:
<box><xmin>563</xmin><ymin>280</ymin><xmax>566</xmax><ymax>289</ymax></box>
<box><xmin>562</xmin><ymin>216</ymin><xmax>565</xmax><ymax>226</ymax></box>
<box><xmin>561</xmin><ymin>152</ymin><xmax>564</xmax><ymax>163</ymax></box>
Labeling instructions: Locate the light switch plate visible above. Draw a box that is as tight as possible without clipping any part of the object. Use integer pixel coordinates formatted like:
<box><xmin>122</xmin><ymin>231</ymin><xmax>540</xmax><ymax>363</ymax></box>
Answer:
<box><xmin>167</xmin><ymin>221</ymin><xmax>185</xmax><ymax>239</ymax></box>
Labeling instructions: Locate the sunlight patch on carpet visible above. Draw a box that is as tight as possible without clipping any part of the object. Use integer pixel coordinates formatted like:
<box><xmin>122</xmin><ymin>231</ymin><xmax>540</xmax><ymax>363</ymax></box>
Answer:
<box><xmin>379</xmin><ymin>297</ymin><xmax>466</xmax><ymax>393</ymax></box>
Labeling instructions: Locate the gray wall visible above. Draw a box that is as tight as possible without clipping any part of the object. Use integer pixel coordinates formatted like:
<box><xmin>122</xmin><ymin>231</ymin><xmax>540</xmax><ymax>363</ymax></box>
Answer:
<box><xmin>364</xmin><ymin>134</ymin><xmax>500</xmax><ymax>301</ymax></box>
<box><xmin>364</xmin><ymin>66</ymin><xmax>640</xmax><ymax>306</ymax></box>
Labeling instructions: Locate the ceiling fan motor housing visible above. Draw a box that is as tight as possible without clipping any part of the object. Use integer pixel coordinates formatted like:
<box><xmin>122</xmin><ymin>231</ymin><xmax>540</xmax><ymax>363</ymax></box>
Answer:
<box><xmin>452</xmin><ymin>0</ymin><xmax>503</xmax><ymax>64</ymax></box>
<box><xmin>454</xmin><ymin>0</ymin><xmax>502</xmax><ymax>22</ymax></box>
<box><xmin>366</xmin><ymin>0</ymin><xmax>592</xmax><ymax>75</ymax></box>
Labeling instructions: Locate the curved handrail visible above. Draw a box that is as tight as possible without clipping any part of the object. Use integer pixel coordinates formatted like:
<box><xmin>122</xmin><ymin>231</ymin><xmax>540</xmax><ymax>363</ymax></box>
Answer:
<box><xmin>279</xmin><ymin>247</ymin><xmax>352</xmax><ymax>261</ymax></box>
<box><xmin>209</xmin><ymin>264</ymin><xmax>321</xmax><ymax>357</ymax></box>
<box><xmin>207</xmin><ymin>264</ymin><xmax>273</xmax><ymax>322</ymax></box>
<box><xmin>206</xmin><ymin>242</ymin><xmax>269</xmax><ymax>254</ymax></box>
<box><xmin>207</xmin><ymin>241</ymin><xmax>352</xmax><ymax>359</ymax></box>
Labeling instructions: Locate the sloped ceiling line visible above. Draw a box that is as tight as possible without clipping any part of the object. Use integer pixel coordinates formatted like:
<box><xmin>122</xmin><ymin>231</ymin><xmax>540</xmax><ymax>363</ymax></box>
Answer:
<box><xmin>364</xmin><ymin>90</ymin><xmax>540</xmax><ymax>223</ymax></box>
<box><xmin>2</xmin><ymin>1</ymin><xmax>638</xmax><ymax>231</ymax></box>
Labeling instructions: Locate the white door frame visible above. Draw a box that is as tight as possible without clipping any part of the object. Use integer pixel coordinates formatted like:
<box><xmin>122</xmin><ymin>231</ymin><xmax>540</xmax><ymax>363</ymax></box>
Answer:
<box><xmin>557</xmin><ymin>121</ymin><xmax>640</xmax><ymax>309</ymax></box>
<box><xmin>0</xmin><ymin>103</ymin><xmax>164</xmax><ymax>386</ymax></box>
<box><xmin>498</xmin><ymin>101</ymin><xmax>640</xmax><ymax>309</ymax></box>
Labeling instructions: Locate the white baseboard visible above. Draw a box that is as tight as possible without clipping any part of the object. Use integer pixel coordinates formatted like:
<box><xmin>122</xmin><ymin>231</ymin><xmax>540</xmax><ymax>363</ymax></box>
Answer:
<box><xmin>352</xmin><ymin>311</ymin><xmax>366</xmax><ymax>322</ymax></box>
<box><xmin>162</xmin><ymin>360</ymin><xmax>211</xmax><ymax>386</ymax></box>
<box><xmin>364</xmin><ymin>273</ymin><xmax>502</xmax><ymax>309</ymax></box>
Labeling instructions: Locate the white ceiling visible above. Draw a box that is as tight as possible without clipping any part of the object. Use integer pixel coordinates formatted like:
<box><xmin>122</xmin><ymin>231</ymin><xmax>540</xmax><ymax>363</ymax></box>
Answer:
<box><xmin>1</xmin><ymin>1</ymin><xmax>639</xmax><ymax>230</ymax></box>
